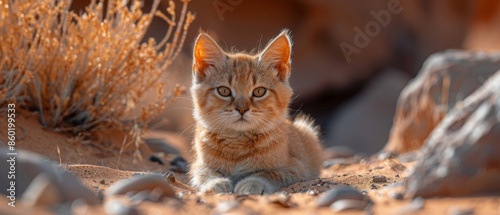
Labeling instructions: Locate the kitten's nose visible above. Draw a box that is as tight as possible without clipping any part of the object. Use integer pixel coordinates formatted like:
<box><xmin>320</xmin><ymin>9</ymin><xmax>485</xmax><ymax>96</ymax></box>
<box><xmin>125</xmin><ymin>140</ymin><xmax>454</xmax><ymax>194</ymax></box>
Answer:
<box><xmin>235</xmin><ymin>97</ymin><xmax>249</xmax><ymax>116</ymax></box>
<box><xmin>236</xmin><ymin>107</ymin><xmax>249</xmax><ymax>115</ymax></box>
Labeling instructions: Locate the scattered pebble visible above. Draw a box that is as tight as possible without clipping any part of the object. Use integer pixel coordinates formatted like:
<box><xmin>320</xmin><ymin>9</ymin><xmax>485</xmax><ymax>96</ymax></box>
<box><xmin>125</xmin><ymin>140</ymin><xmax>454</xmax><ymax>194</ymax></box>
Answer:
<box><xmin>330</xmin><ymin>199</ymin><xmax>367</xmax><ymax>212</ymax></box>
<box><xmin>387</xmin><ymin>159</ymin><xmax>407</xmax><ymax>172</ymax></box>
<box><xmin>144</xmin><ymin>138</ymin><xmax>180</xmax><ymax>155</ymax></box>
<box><xmin>378</xmin><ymin>151</ymin><xmax>396</xmax><ymax>160</ymax></box>
<box><xmin>195</xmin><ymin>195</ymin><xmax>206</xmax><ymax>204</ymax></box>
<box><xmin>149</xmin><ymin>154</ymin><xmax>165</xmax><ymax>165</ymax></box>
<box><xmin>370</xmin><ymin>184</ymin><xmax>378</xmax><ymax>190</ymax></box>
<box><xmin>448</xmin><ymin>207</ymin><xmax>475</xmax><ymax>215</ymax></box>
<box><xmin>372</xmin><ymin>175</ymin><xmax>387</xmax><ymax>183</ymax></box>
<box><xmin>323</xmin><ymin>159</ymin><xmax>349</xmax><ymax>168</ymax></box>
<box><xmin>106</xmin><ymin>174</ymin><xmax>175</xmax><ymax>198</ymax></box>
<box><xmin>267</xmin><ymin>192</ymin><xmax>296</xmax><ymax>208</ymax></box>
<box><xmin>105</xmin><ymin>199</ymin><xmax>139</xmax><ymax>215</ymax></box>
<box><xmin>390</xmin><ymin>192</ymin><xmax>404</xmax><ymax>200</ymax></box>
<box><xmin>211</xmin><ymin>201</ymin><xmax>240</xmax><ymax>215</ymax></box>
<box><xmin>71</xmin><ymin>199</ymin><xmax>89</xmax><ymax>215</ymax></box>
<box><xmin>170</xmin><ymin>156</ymin><xmax>188</xmax><ymax>173</ymax></box>
<box><xmin>317</xmin><ymin>186</ymin><xmax>368</xmax><ymax>207</ymax></box>
<box><xmin>307</xmin><ymin>189</ymin><xmax>319</xmax><ymax>196</ymax></box>
<box><xmin>99</xmin><ymin>179</ymin><xmax>106</xmax><ymax>185</ymax></box>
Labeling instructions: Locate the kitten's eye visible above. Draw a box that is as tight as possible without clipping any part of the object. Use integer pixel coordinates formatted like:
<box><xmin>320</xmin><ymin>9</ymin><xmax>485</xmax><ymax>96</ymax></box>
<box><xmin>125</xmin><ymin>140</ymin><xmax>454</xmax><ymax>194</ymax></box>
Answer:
<box><xmin>252</xmin><ymin>87</ymin><xmax>267</xmax><ymax>97</ymax></box>
<box><xmin>217</xmin><ymin>87</ymin><xmax>232</xmax><ymax>97</ymax></box>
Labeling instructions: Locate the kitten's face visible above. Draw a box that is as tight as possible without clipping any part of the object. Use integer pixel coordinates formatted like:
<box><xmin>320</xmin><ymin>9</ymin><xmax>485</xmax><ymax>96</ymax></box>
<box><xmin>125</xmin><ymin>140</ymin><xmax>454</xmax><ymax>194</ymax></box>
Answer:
<box><xmin>191</xmin><ymin>31</ymin><xmax>293</xmax><ymax>132</ymax></box>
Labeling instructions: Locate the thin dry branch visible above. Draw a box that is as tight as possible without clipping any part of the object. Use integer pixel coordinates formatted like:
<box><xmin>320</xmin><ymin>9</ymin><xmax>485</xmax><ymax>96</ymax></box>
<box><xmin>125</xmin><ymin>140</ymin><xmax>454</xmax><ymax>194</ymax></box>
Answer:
<box><xmin>0</xmin><ymin>0</ymin><xmax>194</xmax><ymax>136</ymax></box>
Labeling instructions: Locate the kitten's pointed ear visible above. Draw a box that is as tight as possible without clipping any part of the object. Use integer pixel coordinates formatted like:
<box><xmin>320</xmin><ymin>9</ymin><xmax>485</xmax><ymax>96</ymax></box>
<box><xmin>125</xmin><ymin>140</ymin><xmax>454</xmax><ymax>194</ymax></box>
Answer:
<box><xmin>193</xmin><ymin>33</ymin><xmax>225</xmax><ymax>81</ymax></box>
<box><xmin>260</xmin><ymin>30</ymin><xmax>292</xmax><ymax>81</ymax></box>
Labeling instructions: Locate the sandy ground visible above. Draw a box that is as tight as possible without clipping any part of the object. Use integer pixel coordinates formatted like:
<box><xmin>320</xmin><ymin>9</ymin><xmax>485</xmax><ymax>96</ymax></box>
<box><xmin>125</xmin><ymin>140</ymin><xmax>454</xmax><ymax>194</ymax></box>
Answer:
<box><xmin>1</xmin><ymin>110</ymin><xmax>499</xmax><ymax>214</ymax></box>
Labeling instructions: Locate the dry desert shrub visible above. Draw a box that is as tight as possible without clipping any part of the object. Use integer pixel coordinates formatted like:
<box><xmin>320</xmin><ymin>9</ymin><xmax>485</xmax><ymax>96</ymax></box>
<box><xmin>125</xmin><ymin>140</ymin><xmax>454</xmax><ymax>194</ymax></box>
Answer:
<box><xmin>0</xmin><ymin>0</ymin><xmax>194</xmax><ymax>136</ymax></box>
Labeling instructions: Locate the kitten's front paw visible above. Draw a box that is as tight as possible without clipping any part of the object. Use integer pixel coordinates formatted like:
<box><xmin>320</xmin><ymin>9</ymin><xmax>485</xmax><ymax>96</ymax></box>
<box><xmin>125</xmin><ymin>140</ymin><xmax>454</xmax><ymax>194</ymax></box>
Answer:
<box><xmin>199</xmin><ymin>178</ymin><xmax>233</xmax><ymax>193</ymax></box>
<box><xmin>234</xmin><ymin>176</ymin><xmax>276</xmax><ymax>195</ymax></box>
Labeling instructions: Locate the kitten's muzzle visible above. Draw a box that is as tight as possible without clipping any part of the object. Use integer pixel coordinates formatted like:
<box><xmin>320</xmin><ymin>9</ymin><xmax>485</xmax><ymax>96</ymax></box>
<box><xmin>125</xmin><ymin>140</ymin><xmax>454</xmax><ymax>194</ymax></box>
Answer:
<box><xmin>236</xmin><ymin>107</ymin><xmax>249</xmax><ymax>115</ymax></box>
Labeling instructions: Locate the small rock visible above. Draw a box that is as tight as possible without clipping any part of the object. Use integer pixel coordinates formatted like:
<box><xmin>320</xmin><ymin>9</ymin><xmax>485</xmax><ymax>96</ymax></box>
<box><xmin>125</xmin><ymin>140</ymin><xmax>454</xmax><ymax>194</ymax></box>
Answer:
<box><xmin>323</xmin><ymin>158</ymin><xmax>349</xmax><ymax>168</ymax></box>
<box><xmin>106</xmin><ymin>174</ymin><xmax>175</xmax><ymax>198</ymax></box>
<box><xmin>370</xmin><ymin>184</ymin><xmax>378</xmax><ymax>190</ymax></box>
<box><xmin>372</xmin><ymin>175</ymin><xmax>387</xmax><ymax>183</ymax></box>
<box><xmin>144</xmin><ymin>138</ymin><xmax>180</xmax><ymax>155</ymax></box>
<box><xmin>100</xmin><ymin>179</ymin><xmax>106</xmax><ymax>185</ymax></box>
<box><xmin>71</xmin><ymin>199</ymin><xmax>89</xmax><ymax>215</ymax></box>
<box><xmin>390</xmin><ymin>192</ymin><xmax>404</xmax><ymax>200</ymax></box>
<box><xmin>105</xmin><ymin>199</ymin><xmax>139</xmax><ymax>215</ymax></box>
<box><xmin>211</xmin><ymin>201</ymin><xmax>240</xmax><ymax>215</ymax></box>
<box><xmin>195</xmin><ymin>196</ymin><xmax>206</xmax><ymax>204</ymax></box>
<box><xmin>170</xmin><ymin>156</ymin><xmax>188</xmax><ymax>173</ymax></box>
<box><xmin>307</xmin><ymin>189</ymin><xmax>319</xmax><ymax>196</ymax></box>
<box><xmin>378</xmin><ymin>151</ymin><xmax>396</xmax><ymax>160</ymax></box>
<box><xmin>317</xmin><ymin>186</ymin><xmax>368</xmax><ymax>207</ymax></box>
<box><xmin>170</xmin><ymin>155</ymin><xmax>186</xmax><ymax>165</ymax></box>
<box><xmin>267</xmin><ymin>192</ymin><xmax>296</xmax><ymax>208</ymax></box>
<box><xmin>149</xmin><ymin>154</ymin><xmax>165</xmax><ymax>165</ymax></box>
<box><xmin>330</xmin><ymin>199</ymin><xmax>367</xmax><ymax>212</ymax></box>
<box><xmin>448</xmin><ymin>206</ymin><xmax>475</xmax><ymax>215</ymax></box>
<box><xmin>0</xmin><ymin>149</ymin><xmax>100</xmax><ymax>206</ymax></box>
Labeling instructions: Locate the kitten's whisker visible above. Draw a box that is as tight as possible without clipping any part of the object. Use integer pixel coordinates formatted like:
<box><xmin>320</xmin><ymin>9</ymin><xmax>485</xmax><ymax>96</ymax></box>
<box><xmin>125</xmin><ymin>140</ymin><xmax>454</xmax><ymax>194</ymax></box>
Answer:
<box><xmin>290</xmin><ymin>103</ymin><xmax>303</xmax><ymax>118</ymax></box>
<box><xmin>172</xmin><ymin>107</ymin><xmax>195</xmax><ymax>111</ymax></box>
<box><xmin>254</xmin><ymin>117</ymin><xmax>271</xmax><ymax>144</ymax></box>
<box><xmin>209</xmin><ymin>119</ymin><xmax>224</xmax><ymax>137</ymax></box>
<box><xmin>291</xmin><ymin>91</ymin><xmax>303</xmax><ymax>102</ymax></box>
<box><xmin>176</xmin><ymin>97</ymin><xmax>193</xmax><ymax>101</ymax></box>
<box><xmin>217</xmin><ymin>119</ymin><xmax>231</xmax><ymax>139</ymax></box>
<box><xmin>179</xmin><ymin>122</ymin><xmax>197</xmax><ymax>138</ymax></box>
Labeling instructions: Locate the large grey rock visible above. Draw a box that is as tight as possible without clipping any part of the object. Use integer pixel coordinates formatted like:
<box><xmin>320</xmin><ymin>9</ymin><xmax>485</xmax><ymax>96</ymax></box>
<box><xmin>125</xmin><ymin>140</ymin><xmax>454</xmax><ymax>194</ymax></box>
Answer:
<box><xmin>0</xmin><ymin>148</ymin><xmax>99</xmax><ymax>206</ymax></box>
<box><xmin>106</xmin><ymin>174</ymin><xmax>175</xmax><ymax>198</ymax></box>
<box><xmin>384</xmin><ymin>51</ymin><xmax>500</xmax><ymax>153</ymax></box>
<box><xmin>406</xmin><ymin>70</ymin><xmax>500</xmax><ymax>197</ymax></box>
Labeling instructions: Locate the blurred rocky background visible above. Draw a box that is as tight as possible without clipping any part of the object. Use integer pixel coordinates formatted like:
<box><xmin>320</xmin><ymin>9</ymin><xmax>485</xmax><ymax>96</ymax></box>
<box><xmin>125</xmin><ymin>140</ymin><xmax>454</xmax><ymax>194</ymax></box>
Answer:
<box><xmin>73</xmin><ymin>0</ymin><xmax>500</xmax><ymax>156</ymax></box>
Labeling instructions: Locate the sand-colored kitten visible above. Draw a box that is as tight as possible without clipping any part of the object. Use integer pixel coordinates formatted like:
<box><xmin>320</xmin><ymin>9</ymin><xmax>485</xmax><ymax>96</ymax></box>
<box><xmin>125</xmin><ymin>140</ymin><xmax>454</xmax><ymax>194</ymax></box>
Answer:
<box><xmin>189</xmin><ymin>30</ymin><xmax>323</xmax><ymax>195</ymax></box>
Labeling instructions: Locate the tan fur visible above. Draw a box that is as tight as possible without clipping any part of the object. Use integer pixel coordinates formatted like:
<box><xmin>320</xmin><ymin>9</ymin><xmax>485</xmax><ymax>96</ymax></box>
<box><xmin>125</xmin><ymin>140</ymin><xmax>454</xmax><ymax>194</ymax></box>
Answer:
<box><xmin>189</xmin><ymin>30</ymin><xmax>323</xmax><ymax>195</ymax></box>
